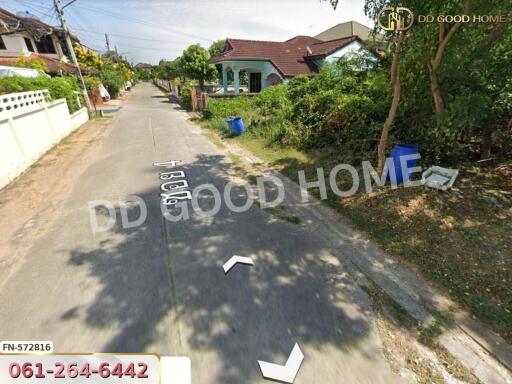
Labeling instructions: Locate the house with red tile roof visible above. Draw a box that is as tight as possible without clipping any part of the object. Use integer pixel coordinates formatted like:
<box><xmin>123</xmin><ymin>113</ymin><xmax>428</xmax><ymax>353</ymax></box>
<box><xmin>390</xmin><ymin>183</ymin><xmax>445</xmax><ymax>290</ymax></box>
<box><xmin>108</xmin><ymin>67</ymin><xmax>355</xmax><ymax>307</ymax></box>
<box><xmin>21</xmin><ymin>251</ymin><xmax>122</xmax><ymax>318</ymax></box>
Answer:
<box><xmin>135</xmin><ymin>63</ymin><xmax>154</xmax><ymax>70</ymax></box>
<box><xmin>209</xmin><ymin>23</ymin><xmax>374</xmax><ymax>93</ymax></box>
<box><xmin>0</xmin><ymin>8</ymin><xmax>80</xmax><ymax>75</ymax></box>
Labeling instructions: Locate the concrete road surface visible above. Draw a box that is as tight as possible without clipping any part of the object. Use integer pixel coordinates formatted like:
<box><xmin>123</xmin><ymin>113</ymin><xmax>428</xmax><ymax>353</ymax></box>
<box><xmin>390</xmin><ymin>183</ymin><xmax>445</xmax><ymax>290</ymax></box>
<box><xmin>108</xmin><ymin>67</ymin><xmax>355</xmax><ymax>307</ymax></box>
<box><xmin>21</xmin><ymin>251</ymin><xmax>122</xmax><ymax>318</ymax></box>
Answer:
<box><xmin>0</xmin><ymin>83</ymin><xmax>405</xmax><ymax>383</ymax></box>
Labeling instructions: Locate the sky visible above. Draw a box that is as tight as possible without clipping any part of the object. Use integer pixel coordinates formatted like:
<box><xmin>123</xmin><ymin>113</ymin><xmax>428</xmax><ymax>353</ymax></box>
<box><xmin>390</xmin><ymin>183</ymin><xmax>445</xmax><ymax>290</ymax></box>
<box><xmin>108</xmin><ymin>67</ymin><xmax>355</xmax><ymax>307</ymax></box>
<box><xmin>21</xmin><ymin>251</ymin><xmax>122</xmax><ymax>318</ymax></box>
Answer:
<box><xmin>5</xmin><ymin>0</ymin><xmax>374</xmax><ymax>65</ymax></box>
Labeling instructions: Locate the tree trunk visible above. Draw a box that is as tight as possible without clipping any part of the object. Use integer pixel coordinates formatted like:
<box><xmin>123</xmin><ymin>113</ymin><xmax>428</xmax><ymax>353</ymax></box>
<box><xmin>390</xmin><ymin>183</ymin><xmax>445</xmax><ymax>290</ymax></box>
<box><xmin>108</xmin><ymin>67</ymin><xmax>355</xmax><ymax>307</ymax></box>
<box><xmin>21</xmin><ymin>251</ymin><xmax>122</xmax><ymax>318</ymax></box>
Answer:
<box><xmin>428</xmin><ymin>64</ymin><xmax>445</xmax><ymax>124</ymax></box>
<box><xmin>480</xmin><ymin>133</ymin><xmax>492</xmax><ymax>160</ymax></box>
<box><xmin>377</xmin><ymin>32</ymin><xmax>405</xmax><ymax>174</ymax></box>
<box><xmin>429</xmin><ymin>0</ymin><xmax>472</xmax><ymax>123</ymax></box>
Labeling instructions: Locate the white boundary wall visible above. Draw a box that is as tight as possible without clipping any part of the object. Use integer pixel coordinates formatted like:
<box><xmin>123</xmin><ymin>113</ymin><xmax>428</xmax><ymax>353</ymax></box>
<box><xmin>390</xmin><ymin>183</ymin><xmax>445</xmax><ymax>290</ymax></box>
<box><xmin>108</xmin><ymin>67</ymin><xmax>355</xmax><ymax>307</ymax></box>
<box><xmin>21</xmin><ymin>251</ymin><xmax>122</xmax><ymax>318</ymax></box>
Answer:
<box><xmin>0</xmin><ymin>89</ymin><xmax>89</xmax><ymax>190</ymax></box>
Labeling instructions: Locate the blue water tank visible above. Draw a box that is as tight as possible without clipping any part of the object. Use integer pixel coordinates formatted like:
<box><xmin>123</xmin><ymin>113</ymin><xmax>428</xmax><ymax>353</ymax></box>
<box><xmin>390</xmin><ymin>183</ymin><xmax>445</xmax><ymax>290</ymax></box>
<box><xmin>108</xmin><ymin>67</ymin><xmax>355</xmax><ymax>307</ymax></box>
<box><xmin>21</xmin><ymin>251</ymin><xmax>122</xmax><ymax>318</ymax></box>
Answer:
<box><xmin>390</xmin><ymin>144</ymin><xmax>419</xmax><ymax>184</ymax></box>
<box><xmin>231</xmin><ymin>117</ymin><xmax>245</xmax><ymax>136</ymax></box>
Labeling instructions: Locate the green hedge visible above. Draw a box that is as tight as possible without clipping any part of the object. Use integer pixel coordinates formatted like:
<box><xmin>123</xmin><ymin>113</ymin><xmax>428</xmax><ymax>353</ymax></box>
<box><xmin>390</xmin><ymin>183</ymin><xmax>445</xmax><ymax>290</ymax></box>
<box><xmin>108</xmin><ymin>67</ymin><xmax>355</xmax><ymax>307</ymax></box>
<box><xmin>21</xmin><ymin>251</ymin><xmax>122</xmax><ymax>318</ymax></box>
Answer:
<box><xmin>0</xmin><ymin>75</ymin><xmax>83</xmax><ymax>113</ymax></box>
<box><xmin>99</xmin><ymin>68</ymin><xmax>124</xmax><ymax>99</ymax></box>
<box><xmin>180</xmin><ymin>83</ymin><xmax>193</xmax><ymax>111</ymax></box>
<box><xmin>202</xmin><ymin>61</ymin><xmax>390</xmax><ymax>161</ymax></box>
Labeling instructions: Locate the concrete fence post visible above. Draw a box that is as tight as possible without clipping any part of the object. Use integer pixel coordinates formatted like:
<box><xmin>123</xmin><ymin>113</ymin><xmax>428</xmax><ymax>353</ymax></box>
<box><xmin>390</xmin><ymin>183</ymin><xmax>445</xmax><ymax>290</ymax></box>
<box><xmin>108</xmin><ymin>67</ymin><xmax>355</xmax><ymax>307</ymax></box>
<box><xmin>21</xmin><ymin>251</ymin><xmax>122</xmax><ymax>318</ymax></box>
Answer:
<box><xmin>43</xmin><ymin>105</ymin><xmax>58</xmax><ymax>144</ymax></box>
<box><xmin>7</xmin><ymin>116</ymin><xmax>30</xmax><ymax>161</ymax></box>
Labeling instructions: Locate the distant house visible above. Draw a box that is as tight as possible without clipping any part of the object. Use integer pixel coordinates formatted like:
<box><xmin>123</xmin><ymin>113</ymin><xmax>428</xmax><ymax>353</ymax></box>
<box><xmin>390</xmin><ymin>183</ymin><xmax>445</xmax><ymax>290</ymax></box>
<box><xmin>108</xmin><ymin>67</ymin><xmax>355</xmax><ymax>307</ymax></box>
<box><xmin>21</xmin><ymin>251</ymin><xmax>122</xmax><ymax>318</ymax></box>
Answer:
<box><xmin>135</xmin><ymin>63</ymin><xmax>154</xmax><ymax>71</ymax></box>
<box><xmin>209</xmin><ymin>21</ymin><xmax>376</xmax><ymax>94</ymax></box>
<box><xmin>0</xmin><ymin>8</ymin><xmax>78</xmax><ymax>74</ymax></box>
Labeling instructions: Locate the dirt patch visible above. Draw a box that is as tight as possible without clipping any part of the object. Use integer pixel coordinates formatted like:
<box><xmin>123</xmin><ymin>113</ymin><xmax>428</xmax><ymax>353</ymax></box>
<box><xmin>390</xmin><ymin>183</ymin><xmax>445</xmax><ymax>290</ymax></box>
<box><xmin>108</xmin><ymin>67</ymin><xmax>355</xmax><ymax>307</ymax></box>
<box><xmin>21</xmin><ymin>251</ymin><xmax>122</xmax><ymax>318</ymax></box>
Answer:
<box><xmin>0</xmin><ymin>118</ymin><xmax>113</xmax><ymax>287</ymax></box>
<box><xmin>340</xmin><ymin>163</ymin><xmax>512</xmax><ymax>342</ymax></box>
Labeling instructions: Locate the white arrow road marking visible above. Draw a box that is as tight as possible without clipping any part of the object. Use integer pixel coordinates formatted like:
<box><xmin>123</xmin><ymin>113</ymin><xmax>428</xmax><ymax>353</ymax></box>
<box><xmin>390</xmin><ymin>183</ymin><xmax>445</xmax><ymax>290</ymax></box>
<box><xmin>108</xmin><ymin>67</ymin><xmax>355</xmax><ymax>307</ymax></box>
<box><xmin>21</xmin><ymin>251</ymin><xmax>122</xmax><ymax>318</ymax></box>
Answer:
<box><xmin>222</xmin><ymin>255</ymin><xmax>254</xmax><ymax>274</ymax></box>
<box><xmin>258</xmin><ymin>343</ymin><xmax>304</xmax><ymax>383</ymax></box>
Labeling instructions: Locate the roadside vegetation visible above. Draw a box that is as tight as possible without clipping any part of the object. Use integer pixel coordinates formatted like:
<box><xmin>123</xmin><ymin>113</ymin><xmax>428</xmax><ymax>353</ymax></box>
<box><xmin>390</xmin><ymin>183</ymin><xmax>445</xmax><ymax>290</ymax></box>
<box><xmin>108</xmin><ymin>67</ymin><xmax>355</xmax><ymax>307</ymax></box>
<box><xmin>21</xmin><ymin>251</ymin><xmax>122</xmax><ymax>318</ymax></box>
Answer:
<box><xmin>151</xmin><ymin>43</ymin><xmax>222</xmax><ymax>110</ymax></box>
<box><xmin>197</xmin><ymin>37</ymin><xmax>512</xmax><ymax>342</ymax></box>
<box><xmin>0</xmin><ymin>74</ymin><xmax>84</xmax><ymax>113</ymax></box>
<box><xmin>0</xmin><ymin>44</ymin><xmax>143</xmax><ymax>113</ymax></box>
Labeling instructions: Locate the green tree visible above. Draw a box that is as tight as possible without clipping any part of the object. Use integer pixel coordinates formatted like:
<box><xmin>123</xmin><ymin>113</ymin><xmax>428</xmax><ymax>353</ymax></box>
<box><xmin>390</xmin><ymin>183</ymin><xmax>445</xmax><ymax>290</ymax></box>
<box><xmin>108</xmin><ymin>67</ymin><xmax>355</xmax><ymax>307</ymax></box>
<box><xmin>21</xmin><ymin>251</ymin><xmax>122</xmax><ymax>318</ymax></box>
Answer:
<box><xmin>178</xmin><ymin>44</ymin><xmax>217</xmax><ymax>90</ymax></box>
<box><xmin>208</xmin><ymin>39</ymin><xmax>228</xmax><ymax>83</ymax></box>
<box><xmin>330</xmin><ymin>0</ymin><xmax>512</xmax><ymax>163</ymax></box>
<box><xmin>154</xmin><ymin>59</ymin><xmax>181</xmax><ymax>81</ymax></box>
<box><xmin>100</xmin><ymin>63</ymin><xmax>125</xmax><ymax>99</ymax></box>
<box><xmin>135</xmin><ymin>68</ymin><xmax>152</xmax><ymax>81</ymax></box>
<box><xmin>394</xmin><ymin>0</ymin><xmax>512</xmax><ymax>160</ymax></box>
<box><xmin>74</xmin><ymin>45</ymin><xmax>104</xmax><ymax>72</ymax></box>
<box><xmin>208</xmin><ymin>39</ymin><xmax>227</xmax><ymax>57</ymax></box>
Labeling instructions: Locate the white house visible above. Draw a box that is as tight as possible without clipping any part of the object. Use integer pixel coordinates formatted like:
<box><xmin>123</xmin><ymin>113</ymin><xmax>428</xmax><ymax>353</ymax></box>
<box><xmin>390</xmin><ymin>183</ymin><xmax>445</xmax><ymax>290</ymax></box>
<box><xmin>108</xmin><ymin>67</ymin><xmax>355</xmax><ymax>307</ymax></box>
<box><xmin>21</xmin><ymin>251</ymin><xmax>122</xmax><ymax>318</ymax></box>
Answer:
<box><xmin>0</xmin><ymin>8</ymin><xmax>77</xmax><ymax>74</ymax></box>
<box><xmin>209</xmin><ymin>21</ymin><xmax>378</xmax><ymax>94</ymax></box>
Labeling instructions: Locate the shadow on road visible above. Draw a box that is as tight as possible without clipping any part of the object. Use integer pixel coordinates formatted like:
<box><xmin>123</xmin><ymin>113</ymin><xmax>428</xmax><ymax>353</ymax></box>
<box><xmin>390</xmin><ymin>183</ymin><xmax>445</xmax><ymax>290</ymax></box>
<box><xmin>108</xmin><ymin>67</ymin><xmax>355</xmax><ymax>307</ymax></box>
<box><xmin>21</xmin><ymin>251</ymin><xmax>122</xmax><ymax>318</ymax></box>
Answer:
<box><xmin>66</xmin><ymin>151</ymin><xmax>389</xmax><ymax>382</ymax></box>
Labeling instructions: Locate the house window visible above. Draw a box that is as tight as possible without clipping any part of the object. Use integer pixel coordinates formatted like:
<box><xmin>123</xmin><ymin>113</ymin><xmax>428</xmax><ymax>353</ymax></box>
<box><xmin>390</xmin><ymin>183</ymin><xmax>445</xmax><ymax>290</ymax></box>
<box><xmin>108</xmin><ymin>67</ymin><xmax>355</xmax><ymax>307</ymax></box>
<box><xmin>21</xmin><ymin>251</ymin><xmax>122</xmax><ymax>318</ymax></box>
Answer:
<box><xmin>24</xmin><ymin>37</ymin><xmax>35</xmax><ymax>52</ymax></box>
<box><xmin>34</xmin><ymin>36</ymin><xmax>56</xmax><ymax>54</ymax></box>
<box><xmin>0</xmin><ymin>36</ymin><xmax>6</xmax><ymax>50</ymax></box>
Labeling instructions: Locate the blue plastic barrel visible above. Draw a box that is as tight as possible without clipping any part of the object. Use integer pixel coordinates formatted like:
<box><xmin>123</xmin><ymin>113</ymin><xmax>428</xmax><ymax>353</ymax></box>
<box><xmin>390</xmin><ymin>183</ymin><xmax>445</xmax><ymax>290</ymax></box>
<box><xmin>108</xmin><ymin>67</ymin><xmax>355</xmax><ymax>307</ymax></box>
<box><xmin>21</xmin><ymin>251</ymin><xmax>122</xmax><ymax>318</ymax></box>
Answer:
<box><xmin>231</xmin><ymin>117</ymin><xmax>245</xmax><ymax>136</ymax></box>
<box><xmin>390</xmin><ymin>144</ymin><xmax>419</xmax><ymax>184</ymax></box>
<box><xmin>226</xmin><ymin>118</ymin><xmax>234</xmax><ymax>129</ymax></box>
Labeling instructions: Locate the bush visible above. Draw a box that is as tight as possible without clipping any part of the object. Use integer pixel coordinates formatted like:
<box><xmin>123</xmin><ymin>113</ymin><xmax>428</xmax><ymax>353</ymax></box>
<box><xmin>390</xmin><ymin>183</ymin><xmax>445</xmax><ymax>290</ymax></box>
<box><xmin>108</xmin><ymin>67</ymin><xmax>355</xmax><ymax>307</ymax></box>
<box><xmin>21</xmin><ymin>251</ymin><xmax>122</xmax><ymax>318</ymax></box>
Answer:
<box><xmin>202</xmin><ymin>95</ymin><xmax>255</xmax><ymax>134</ymax></box>
<box><xmin>283</xmin><ymin>63</ymin><xmax>389</xmax><ymax>157</ymax></box>
<box><xmin>203</xmin><ymin>95</ymin><xmax>254</xmax><ymax>118</ymax></box>
<box><xmin>0</xmin><ymin>75</ymin><xmax>83</xmax><ymax>113</ymax></box>
<box><xmin>255</xmin><ymin>84</ymin><xmax>291</xmax><ymax>117</ymax></box>
<box><xmin>100</xmin><ymin>67</ymin><xmax>124</xmax><ymax>99</ymax></box>
<box><xmin>251</xmin><ymin>85</ymin><xmax>295</xmax><ymax>144</ymax></box>
<box><xmin>200</xmin><ymin>59</ymin><xmax>392</xmax><ymax>160</ymax></box>
<box><xmin>180</xmin><ymin>83</ymin><xmax>193</xmax><ymax>111</ymax></box>
<box><xmin>13</xmin><ymin>56</ymin><xmax>48</xmax><ymax>73</ymax></box>
<box><xmin>201</xmin><ymin>61</ymin><xmax>390</xmax><ymax>159</ymax></box>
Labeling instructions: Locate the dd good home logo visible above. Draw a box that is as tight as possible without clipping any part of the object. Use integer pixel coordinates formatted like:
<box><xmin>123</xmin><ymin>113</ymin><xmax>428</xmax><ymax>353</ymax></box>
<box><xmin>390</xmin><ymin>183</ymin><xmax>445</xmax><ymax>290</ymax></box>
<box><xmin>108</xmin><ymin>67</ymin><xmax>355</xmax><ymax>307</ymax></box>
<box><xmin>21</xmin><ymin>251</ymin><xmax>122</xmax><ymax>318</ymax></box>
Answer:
<box><xmin>377</xmin><ymin>7</ymin><xmax>414</xmax><ymax>31</ymax></box>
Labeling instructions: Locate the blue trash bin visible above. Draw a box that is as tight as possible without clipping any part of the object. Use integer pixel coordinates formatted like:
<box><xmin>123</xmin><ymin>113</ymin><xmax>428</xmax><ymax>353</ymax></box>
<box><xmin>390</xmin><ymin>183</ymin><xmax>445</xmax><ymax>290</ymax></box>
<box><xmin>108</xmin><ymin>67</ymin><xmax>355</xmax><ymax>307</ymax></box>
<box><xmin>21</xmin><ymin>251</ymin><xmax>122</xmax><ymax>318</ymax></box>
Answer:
<box><xmin>390</xmin><ymin>144</ymin><xmax>419</xmax><ymax>184</ymax></box>
<box><xmin>226</xmin><ymin>118</ymin><xmax>234</xmax><ymax>129</ymax></box>
<box><xmin>231</xmin><ymin>117</ymin><xmax>245</xmax><ymax>136</ymax></box>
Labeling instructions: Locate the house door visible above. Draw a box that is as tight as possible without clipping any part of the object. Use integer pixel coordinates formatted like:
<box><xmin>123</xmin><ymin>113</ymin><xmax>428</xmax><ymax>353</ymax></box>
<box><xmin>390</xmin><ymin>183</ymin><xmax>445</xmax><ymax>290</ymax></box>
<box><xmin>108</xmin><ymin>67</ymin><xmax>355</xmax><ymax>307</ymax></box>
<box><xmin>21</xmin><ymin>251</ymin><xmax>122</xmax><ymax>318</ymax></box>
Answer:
<box><xmin>249</xmin><ymin>73</ymin><xmax>262</xmax><ymax>93</ymax></box>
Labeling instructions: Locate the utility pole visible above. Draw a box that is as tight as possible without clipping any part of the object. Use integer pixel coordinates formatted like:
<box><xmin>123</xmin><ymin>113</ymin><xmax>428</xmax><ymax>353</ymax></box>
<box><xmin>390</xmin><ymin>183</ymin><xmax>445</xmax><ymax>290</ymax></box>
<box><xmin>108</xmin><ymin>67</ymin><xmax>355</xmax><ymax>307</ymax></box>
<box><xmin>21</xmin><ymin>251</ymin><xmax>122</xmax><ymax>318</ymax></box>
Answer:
<box><xmin>105</xmin><ymin>33</ymin><xmax>110</xmax><ymax>52</ymax></box>
<box><xmin>53</xmin><ymin>0</ymin><xmax>92</xmax><ymax>112</ymax></box>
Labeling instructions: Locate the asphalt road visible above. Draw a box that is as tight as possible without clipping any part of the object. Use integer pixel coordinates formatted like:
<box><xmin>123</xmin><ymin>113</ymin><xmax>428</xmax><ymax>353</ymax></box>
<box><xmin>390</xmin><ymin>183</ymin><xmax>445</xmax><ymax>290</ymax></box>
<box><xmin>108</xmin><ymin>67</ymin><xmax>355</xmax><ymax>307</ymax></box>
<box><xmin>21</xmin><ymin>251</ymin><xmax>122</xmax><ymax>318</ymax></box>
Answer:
<box><xmin>0</xmin><ymin>83</ymin><xmax>404</xmax><ymax>383</ymax></box>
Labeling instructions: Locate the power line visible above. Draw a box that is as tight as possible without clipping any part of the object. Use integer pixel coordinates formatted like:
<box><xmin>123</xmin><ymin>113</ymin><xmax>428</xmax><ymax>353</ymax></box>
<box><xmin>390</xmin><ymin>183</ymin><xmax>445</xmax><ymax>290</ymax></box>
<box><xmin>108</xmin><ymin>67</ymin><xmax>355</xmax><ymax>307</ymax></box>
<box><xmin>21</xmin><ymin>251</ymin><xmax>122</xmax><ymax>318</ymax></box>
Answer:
<box><xmin>4</xmin><ymin>0</ymin><xmax>55</xmax><ymax>24</ymax></box>
<box><xmin>66</xmin><ymin>26</ymin><xmax>191</xmax><ymax>45</ymax></box>
<box><xmin>53</xmin><ymin>0</ymin><xmax>92</xmax><ymax>111</ymax></box>
<box><xmin>12</xmin><ymin>0</ymin><xmax>210</xmax><ymax>45</ymax></box>
<box><xmin>62</xmin><ymin>0</ymin><xmax>78</xmax><ymax>10</ymax></box>
<box><xmin>71</xmin><ymin>3</ymin><xmax>215</xmax><ymax>43</ymax></box>
<box><xmin>72</xmin><ymin>35</ymin><xmax>186</xmax><ymax>53</ymax></box>
<box><xmin>13</xmin><ymin>1</ymin><xmax>199</xmax><ymax>58</ymax></box>
<box><xmin>101</xmin><ymin>41</ymin><xmax>184</xmax><ymax>53</ymax></box>
<box><xmin>15</xmin><ymin>0</ymin><xmax>54</xmax><ymax>18</ymax></box>
<box><xmin>63</xmin><ymin>25</ymin><xmax>187</xmax><ymax>53</ymax></box>
<box><xmin>65</xmin><ymin>10</ymin><xmax>101</xmax><ymax>43</ymax></box>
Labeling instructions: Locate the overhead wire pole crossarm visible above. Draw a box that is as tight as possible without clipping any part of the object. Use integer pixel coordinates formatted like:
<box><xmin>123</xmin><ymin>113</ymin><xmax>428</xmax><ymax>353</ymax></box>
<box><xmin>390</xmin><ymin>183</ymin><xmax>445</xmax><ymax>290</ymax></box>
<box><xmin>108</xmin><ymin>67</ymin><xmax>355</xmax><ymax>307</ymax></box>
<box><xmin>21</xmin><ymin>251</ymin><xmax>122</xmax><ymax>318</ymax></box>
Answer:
<box><xmin>53</xmin><ymin>0</ymin><xmax>92</xmax><ymax>113</ymax></box>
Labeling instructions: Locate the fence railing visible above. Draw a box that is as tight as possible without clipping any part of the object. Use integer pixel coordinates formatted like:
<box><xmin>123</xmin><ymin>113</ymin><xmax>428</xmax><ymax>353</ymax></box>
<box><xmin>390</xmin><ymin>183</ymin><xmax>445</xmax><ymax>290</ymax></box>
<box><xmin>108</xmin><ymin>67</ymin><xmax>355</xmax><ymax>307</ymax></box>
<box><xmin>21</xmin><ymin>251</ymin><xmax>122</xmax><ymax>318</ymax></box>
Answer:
<box><xmin>152</xmin><ymin>79</ymin><xmax>258</xmax><ymax>112</ymax></box>
<box><xmin>0</xmin><ymin>90</ymin><xmax>50</xmax><ymax>116</ymax></box>
<box><xmin>0</xmin><ymin>89</ymin><xmax>88</xmax><ymax>190</ymax></box>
